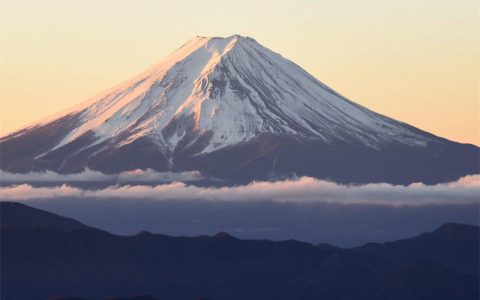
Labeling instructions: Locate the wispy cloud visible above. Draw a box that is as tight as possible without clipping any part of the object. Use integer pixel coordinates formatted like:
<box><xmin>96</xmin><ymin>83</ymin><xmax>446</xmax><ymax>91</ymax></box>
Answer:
<box><xmin>1</xmin><ymin>175</ymin><xmax>478</xmax><ymax>206</ymax></box>
<box><xmin>0</xmin><ymin>169</ymin><xmax>204</xmax><ymax>183</ymax></box>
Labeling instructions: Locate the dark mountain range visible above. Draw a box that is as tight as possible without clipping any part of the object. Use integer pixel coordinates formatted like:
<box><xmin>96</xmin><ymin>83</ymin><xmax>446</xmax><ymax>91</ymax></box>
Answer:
<box><xmin>0</xmin><ymin>201</ymin><xmax>90</xmax><ymax>231</ymax></box>
<box><xmin>49</xmin><ymin>297</ymin><xmax>155</xmax><ymax>300</ymax></box>
<box><xmin>1</xmin><ymin>202</ymin><xmax>478</xmax><ymax>300</ymax></box>
<box><xmin>0</xmin><ymin>35</ymin><xmax>478</xmax><ymax>184</ymax></box>
<box><xmin>356</xmin><ymin>222</ymin><xmax>479</xmax><ymax>274</ymax></box>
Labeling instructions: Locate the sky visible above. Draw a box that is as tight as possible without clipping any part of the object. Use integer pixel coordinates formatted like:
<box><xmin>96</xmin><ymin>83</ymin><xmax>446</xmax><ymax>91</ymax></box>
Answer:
<box><xmin>0</xmin><ymin>0</ymin><xmax>478</xmax><ymax>145</ymax></box>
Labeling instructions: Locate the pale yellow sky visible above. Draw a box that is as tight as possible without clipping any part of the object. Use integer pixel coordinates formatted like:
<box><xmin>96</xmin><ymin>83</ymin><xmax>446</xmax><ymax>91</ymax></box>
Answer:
<box><xmin>1</xmin><ymin>0</ymin><xmax>478</xmax><ymax>145</ymax></box>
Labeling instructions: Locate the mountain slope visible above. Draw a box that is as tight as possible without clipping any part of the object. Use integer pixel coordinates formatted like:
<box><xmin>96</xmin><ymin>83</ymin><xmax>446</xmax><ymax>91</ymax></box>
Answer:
<box><xmin>356</xmin><ymin>223</ymin><xmax>480</xmax><ymax>274</ymax></box>
<box><xmin>1</xmin><ymin>203</ymin><xmax>478</xmax><ymax>300</ymax></box>
<box><xmin>1</xmin><ymin>35</ymin><xmax>478</xmax><ymax>184</ymax></box>
<box><xmin>0</xmin><ymin>202</ymin><xmax>90</xmax><ymax>231</ymax></box>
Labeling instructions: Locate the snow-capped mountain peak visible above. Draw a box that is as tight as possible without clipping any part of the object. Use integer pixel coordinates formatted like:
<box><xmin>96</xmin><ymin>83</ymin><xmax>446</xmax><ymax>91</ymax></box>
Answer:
<box><xmin>40</xmin><ymin>35</ymin><xmax>427</xmax><ymax>156</ymax></box>
<box><xmin>4</xmin><ymin>35</ymin><xmax>476</xmax><ymax>185</ymax></box>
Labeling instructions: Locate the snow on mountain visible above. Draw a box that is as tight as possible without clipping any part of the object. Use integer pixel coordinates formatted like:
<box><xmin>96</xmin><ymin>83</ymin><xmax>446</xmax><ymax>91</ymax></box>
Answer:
<box><xmin>35</xmin><ymin>35</ymin><xmax>427</xmax><ymax>156</ymax></box>
<box><xmin>1</xmin><ymin>35</ymin><xmax>477</xmax><ymax>184</ymax></box>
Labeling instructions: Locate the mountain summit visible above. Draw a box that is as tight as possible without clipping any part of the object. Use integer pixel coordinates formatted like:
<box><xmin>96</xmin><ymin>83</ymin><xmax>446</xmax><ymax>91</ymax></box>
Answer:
<box><xmin>1</xmin><ymin>35</ymin><xmax>478</xmax><ymax>184</ymax></box>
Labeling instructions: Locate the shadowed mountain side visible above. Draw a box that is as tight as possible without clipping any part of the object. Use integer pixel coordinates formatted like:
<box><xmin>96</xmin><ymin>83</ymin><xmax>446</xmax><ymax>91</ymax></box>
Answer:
<box><xmin>1</xmin><ymin>203</ymin><xmax>478</xmax><ymax>300</ymax></box>
<box><xmin>49</xmin><ymin>296</ymin><xmax>156</xmax><ymax>300</ymax></box>
<box><xmin>0</xmin><ymin>202</ymin><xmax>90</xmax><ymax>231</ymax></box>
<box><xmin>356</xmin><ymin>223</ymin><xmax>480</xmax><ymax>274</ymax></box>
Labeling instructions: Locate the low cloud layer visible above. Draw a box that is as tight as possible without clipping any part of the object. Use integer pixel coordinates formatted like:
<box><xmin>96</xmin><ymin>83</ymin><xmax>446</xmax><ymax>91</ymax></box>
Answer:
<box><xmin>1</xmin><ymin>174</ymin><xmax>479</xmax><ymax>206</ymax></box>
<box><xmin>0</xmin><ymin>169</ymin><xmax>204</xmax><ymax>183</ymax></box>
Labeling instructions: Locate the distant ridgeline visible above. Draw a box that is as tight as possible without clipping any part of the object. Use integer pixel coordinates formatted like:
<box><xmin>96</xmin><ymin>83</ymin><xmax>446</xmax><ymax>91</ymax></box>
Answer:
<box><xmin>1</xmin><ymin>202</ymin><xmax>478</xmax><ymax>300</ymax></box>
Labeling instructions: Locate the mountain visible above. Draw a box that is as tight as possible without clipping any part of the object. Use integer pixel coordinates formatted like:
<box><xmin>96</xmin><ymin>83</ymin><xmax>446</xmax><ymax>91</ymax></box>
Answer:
<box><xmin>356</xmin><ymin>223</ymin><xmax>479</xmax><ymax>274</ymax></box>
<box><xmin>0</xmin><ymin>35</ymin><xmax>478</xmax><ymax>184</ymax></box>
<box><xmin>1</xmin><ymin>202</ymin><xmax>478</xmax><ymax>300</ymax></box>
<box><xmin>49</xmin><ymin>297</ymin><xmax>156</xmax><ymax>300</ymax></box>
<box><xmin>0</xmin><ymin>201</ymin><xmax>90</xmax><ymax>231</ymax></box>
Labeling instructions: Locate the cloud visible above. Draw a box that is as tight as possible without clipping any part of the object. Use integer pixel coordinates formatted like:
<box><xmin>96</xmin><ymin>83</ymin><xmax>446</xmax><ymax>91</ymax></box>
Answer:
<box><xmin>447</xmin><ymin>174</ymin><xmax>480</xmax><ymax>187</ymax></box>
<box><xmin>0</xmin><ymin>169</ymin><xmax>204</xmax><ymax>183</ymax></box>
<box><xmin>1</xmin><ymin>175</ymin><xmax>479</xmax><ymax>206</ymax></box>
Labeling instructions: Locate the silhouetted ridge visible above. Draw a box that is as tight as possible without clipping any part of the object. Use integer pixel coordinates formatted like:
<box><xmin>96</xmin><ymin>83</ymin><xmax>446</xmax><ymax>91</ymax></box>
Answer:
<box><xmin>1</xmin><ymin>202</ymin><xmax>478</xmax><ymax>300</ymax></box>
<box><xmin>433</xmin><ymin>222</ymin><xmax>479</xmax><ymax>235</ymax></box>
<box><xmin>0</xmin><ymin>201</ymin><xmax>90</xmax><ymax>231</ymax></box>
<box><xmin>213</xmin><ymin>231</ymin><xmax>236</xmax><ymax>239</ymax></box>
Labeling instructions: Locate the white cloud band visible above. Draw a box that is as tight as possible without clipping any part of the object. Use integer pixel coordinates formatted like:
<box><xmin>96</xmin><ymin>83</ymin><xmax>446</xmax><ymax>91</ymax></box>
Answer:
<box><xmin>1</xmin><ymin>174</ymin><xmax>479</xmax><ymax>206</ymax></box>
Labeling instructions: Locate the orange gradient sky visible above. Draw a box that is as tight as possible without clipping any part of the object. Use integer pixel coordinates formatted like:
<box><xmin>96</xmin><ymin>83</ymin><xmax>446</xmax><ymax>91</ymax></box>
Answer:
<box><xmin>1</xmin><ymin>0</ymin><xmax>478</xmax><ymax>145</ymax></box>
